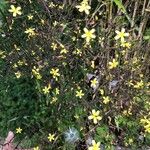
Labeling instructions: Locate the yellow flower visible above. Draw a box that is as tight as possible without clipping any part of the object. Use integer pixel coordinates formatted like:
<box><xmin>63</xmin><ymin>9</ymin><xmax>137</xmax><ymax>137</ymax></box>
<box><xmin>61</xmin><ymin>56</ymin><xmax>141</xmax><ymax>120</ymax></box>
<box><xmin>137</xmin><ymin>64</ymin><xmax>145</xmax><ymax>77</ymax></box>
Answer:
<box><xmin>17</xmin><ymin>60</ymin><xmax>24</xmax><ymax>66</ymax></box>
<box><xmin>49</xmin><ymin>2</ymin><xmax>55</xmax><ymax>8</ymax></box>
<box><xmin>73</xmin><ymin>49</ymin><xmax>82</xmax><ymax>56</ymax></box>
<box><xmin>53</xmin><ymin>21</ymin><xmax>58</xmax><ymax>26</ymax></box>
<box><xmin>12</xmin><ymin>63</ymin><xmax>18</xmax><ymax>69</ymax></box>
<box><xmin>8</xmin><ymin>5</ymin><xmax>22</xmax><ymax>17</ymax></box>
<box><xmin>128</xmin><ymin>138</ymin><xmax>133</xmax><ymax>144</ymax></box>
<box><xmin>99</xmin><ymin>89</ymin><xmax>104</xmax><ymax>95</ymax></box>
<box><xmin>72</xmin><ymin>36</ymin><xmax>76</xmax><ymax>41</ymax></box>
<box><xmin>74</xmin><ymin>114</ymin><xmax>79</xmax><ymax>119</ymax></box>
<box><xmin>115</xmin><ymin>28</ymin><xmax>129</xmax><ymax>42</ymax></box>
<box><xmin>91</xmin><ymin>61</ymin><xmax>95</xmax><ymax>68</ymax></box>
<box><xmin>133</xmin><ymin>80</ymin><xmax>144</xmax><ymax>89</ymax></box>
<box><xmin>76</xmin><ymin>89</ymin><xmax>84</xmax><ymax>99</ymax></box>
<box><xmin>91</xmin><ymin>78</ymin><xmax>98</xmax><ymax>88</ymax></box>
<box><xmin>81</xmin><ymin>28</ymin><xmax>96</xmax><ymax>43</ymax></box>
<box><xmin>42</xmin><ymin>84</ymin><xmax>51</xmax><ymax>94</ymax></box>
<box><xmin>50</xmin><ymin>97</ymin><xmax>58</xmax><ymax>104</ymax></box>
<box><xmin>103</xmin><ymin>96</ymin><xmax>110</xmax><ymax>104</ymax></box>
<box><xmin>140</xmin><ymin>117</ymin><xmax>150</xmax><ymax>133</ymax></box>
<box><xmin>41</xmin><ymin>19</ymin><xmax>45</xmax><ymax>25</ymax></box>
<box><xmin>108</xmin><ymin>59</ymin><xmax>119</xmax><ymax>69</ymax></box>
<box><xmin>55</xmin><ymin>88</ymin><xmax>60</xmax><ymax>95</ymax></box>
<box><xmin>51</xmin><ymin>43</ymin><xmax>57</xmax><ymax>50</ymax></box>
<box><xmin>140</xmin><ymin>117</ymin><xmax>148</xmax><ymax>124</ymax></box>
<box><xmin>32</xmin><ymin>66</ymin><xmax>42</xmax><ymax>79</ymax></box>
<box><xmin>33</xmin><ymin>146</ymin><xmax>40</xmax><ymax>150</ymax></box>
<box><xmin>48</xmin><ymin>133</ymin><xmax>55</xmax><ymax>142</ymax></box>
<box><xmin>15</xmin><ymin>71</ymin><xmax>21</xmax><ymax>78</ymax></box>
<box><xmin>145</xmin><ymin>123</ymin><xmax>150</xmax><ymax>133</ymax></box>
<box><xmin>50</xmin><ymin>68</ymin><xmax>60</xmax><ymax>81</ymax></box>
<box><xmin>58</xmin><ymin>4</ymin><xmax>64</xmax><ymax>10</ymax></box>
<box><xmin>27</xmin><ymin>14</ymin><xmax>33</xmax><ymax>20</ymax></box>
<box><xmin>88</xmin><ymin>109</ymin><xmax>102</xmax><ymax>124</ymax></box>
<box><xmin>0</xmin><ymin>50</ymin><xmax>6</xmax><ymax>59</ymax></box>
<box><xmin>16</xmin><ymin>127</ymin><xmax>22</xmax><ymax>133</ymax></box>
<box><xmin>25</xmin><ymin>28</ymin><xmax>36</xmax><ymax>37</ymax></box>
<box><xmin>121</xmin><ymin>42</ymin><xmax>131</xmax><ymax>49</ymax></box>
<box><xmin>88</xmin><ymin>140</ymin><xmax>100</xmax><ymax>150</ymax></box>
<box><xmin>60</xmin><ymin>48</ymin><xmax>68</xmax><ymax>54</ymax></box>
<box><xmin>123</xmin><ymin>109</ymin><xmax>132</xmax><ymax>116</ymax></box>
<box><xmin>76</xmin><ymin>1</ymin><xmax>91</xmax><ymax>15</ymax></box>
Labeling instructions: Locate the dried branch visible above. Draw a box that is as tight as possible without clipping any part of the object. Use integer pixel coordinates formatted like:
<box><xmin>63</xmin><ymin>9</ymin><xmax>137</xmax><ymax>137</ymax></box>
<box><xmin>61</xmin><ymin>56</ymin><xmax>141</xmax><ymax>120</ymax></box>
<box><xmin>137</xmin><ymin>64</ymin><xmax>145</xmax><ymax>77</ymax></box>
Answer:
<box><xmin>131</xmin><ymin>1</ymin><xmax>139</xmax><ymax>28</ymax></box>
<box><xmin>138</xmin><ymin>0</ymin><xmax>150</xmax><ymax>45</ymax></box>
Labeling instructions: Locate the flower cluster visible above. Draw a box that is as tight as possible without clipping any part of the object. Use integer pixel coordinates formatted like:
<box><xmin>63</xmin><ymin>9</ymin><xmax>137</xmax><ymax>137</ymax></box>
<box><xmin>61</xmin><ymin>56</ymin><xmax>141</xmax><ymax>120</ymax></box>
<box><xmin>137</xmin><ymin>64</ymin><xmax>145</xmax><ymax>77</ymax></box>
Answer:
<box><xmin>76</xmin><ymin>0</ymin><xmax>91</xmax><ymax>15</ymax></box>
<box><xmin>0</xmin><ymin>0</ymin><xmax>149</xmax><ymax>149</ymax></box>
<box><xmin>140</xmin><ymin>117</ymin><xmax>150</xmax><ymax>133</ymax></box>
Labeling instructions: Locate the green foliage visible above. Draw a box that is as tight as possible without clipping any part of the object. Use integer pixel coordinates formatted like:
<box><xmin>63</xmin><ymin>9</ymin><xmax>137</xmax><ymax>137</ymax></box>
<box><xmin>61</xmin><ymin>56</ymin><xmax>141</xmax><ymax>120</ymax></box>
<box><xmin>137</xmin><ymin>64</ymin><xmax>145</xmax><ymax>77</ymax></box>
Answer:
<box><xmin>144</xmin><ymin>28</ymin><xmax>150</xmax><ymax>41</ymax></box>
<box><xmin>0</xmin><ymin>0</ymin><xmax>7</xmax><ymax>12</ymax></box>
<box><xmin>0</xmin><ymin>76</ymin><xmax>38</xmax><ymax>135</ymax></box>
<box><xmin>113</xmin><ymin>0</ymin><xmax>131</xmax><ymax>23</ymax></box>
<box><xmin>113</xmin><ymin>0</ymin><xmax>126</xmax><ymax>13</ymax></box>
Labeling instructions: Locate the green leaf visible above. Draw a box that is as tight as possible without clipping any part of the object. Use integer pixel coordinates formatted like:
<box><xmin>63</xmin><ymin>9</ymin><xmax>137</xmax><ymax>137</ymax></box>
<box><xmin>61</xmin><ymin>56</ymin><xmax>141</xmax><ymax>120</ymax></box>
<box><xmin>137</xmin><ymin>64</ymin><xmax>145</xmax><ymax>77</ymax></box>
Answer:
<box><xmin>113</xmin><ymin>0</ymin><xmax>126</xmax><ymax>13</ymax></box>
<box><xmin>0</xmin><ymin>0</ymin><xmax>8</xmax><ymax>21</ymax></box>
<box><xmin>0</xmin><ymin>0</ymin><xmax>7</xmax><ymax>12</ymax></box>
<box><xmin>96</xmin><ymin>125</ymin><xmax>109</xmax><ymax>137</ymax></box>
<box><xmin>144</xmin><ymin>28</ymin><xmax>150</xmax><ymax>41</ymax></box>
<box><xmin>113</xmin><ymin>0</ymin><xmax>131</xmax><ymax>23</ymax></box>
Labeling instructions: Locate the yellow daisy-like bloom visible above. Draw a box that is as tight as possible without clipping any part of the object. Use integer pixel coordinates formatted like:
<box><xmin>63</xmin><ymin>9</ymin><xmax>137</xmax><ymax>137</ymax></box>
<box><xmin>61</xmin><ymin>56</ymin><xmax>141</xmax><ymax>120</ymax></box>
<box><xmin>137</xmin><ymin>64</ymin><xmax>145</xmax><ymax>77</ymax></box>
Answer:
<box><xmin>91</xmin><ymin>78</ymin><xmax>98</xmax><ymax>88</ymax></box>
<box><xmin>121</xmin><ymin>42</ymin><xmax>131</xmax><ymax>49</ymax></box>
<box><xmin>25</xmin><ymin>28</ymin><xmax>36</xmax><ymax>37</ymax></box>
<box><xmin>103</xmin><ymin>96</ymin><xmax>110</xmax><ymax>104</ymax></box>
<box><xmin>51</xmin><ymin>43</ymin><xmax>57</xmax><ymax>50</ymax></box>
<box><xmin>48</xmin><ymin>133</ymin><xmax>55</xmax><ymax>142</ymax></box>
<box><xmin>76</xmin><ymin>89</ymin><xmax>84</xmax><ymax>99</ymax></box>
<box><xmin>128</xmin><ymin>138</ymin><xmax>133</xmax><ymax>144</ymax></box>
<box><xmin>74</xmin><ymin>114</ymin><xmax>79</xmax><ymax>119</ymax></box>
<box><xmin>50</xmin><ymin>97</ymin><xmax>58</xmax><ymax>104</ymax></box>
<box><xmin>91</xmin><ymin>61</ymin><xmax>95</xmax><ymax>69</ymax></box>
<box><xmin>140</xmin><ymin>117</ymin><xmax>150</xmax><ymax>133</ymax></box>
<box><xmin>76</xmin><ymin>1</ymin><xmax>91</xmax><ymax>15</ymax></box>
<box><xmin>33</xmin><ymin>146</ymin><xmax>40</xmax><ymax>150</ymax></box>
<box><xmin>108</xmin><ymin>59</ymin><xmax>119</xmax><ymax>69</ymax></box>
<box><xmin>60</xmin><ymin>48</ymin><xmax>68</xmax><ymax>54</ymax></box>
<box><xmin>55</xmin><ymin>88</ymin><xmax>60</xmax><ymax>95</ymax></box>
<box><xmin>81</xmin><ymin>28</ymin><xmax>96</xmax><ymax>43</ymax></box>
<box><xmin>27</xmin><ymin>14</ymin><xmax>33</xmax><ymax>20</ymax></box>
<box><xmin>88</xmin><ymin>109</ymin><xmax>102</xmax><ymax>124</ymax></box>
<box><xmin>41</xmin><ymin>19</ymin><xmax>45</xmax><ymax>25</ymax></box>
<box><xmin>15</xmin><ymin>71</ymin><xmax>21</xmax><ymax>79</ymax></box>
<box><xmin>8</xmin><ymin>5</ymin><xmax>22</xmax><ymax>17</ymax></box>
<box><xmin>49</xmin><ymin>2</ymin><xmax>55</xmax><ymax>8</ymax></box>
<box><xmin>32</xmin><ymin>66</ymin><xmax>42</xmax><ymax>80</ymax></box>
<box><xmin>73</xmin><ymin>49</ymin><xmax>82</xmax><ymax>56</ymax></box>
<box><xmin>145</xmin><ymin>123</ymin><xmax>150</xmax><ymax>133</ymax></box>
<box><xmin>140</xmin><ymin>117</ymin><xmax>148</xmax><ymax>124</ymax></box>
<box><xmin>99</xmin><ymin>89</ymin><xmax>104</xmax><ymax>95</ymax></box>
<box><xmin>115</xmin><ymin>28</ymin><xmax>129</xmax><ymax>42</ymax></box>
<box><xmin>42</xmin><ymin>84</ymin><xmax>51</xmax><ymax>94</ymax></box>
<box><xmin>88</xmin><ymin>140</ymin><xmax>100</xmax><ymax>150</ymax></box>
<box><xmin>133</xmin><ymin>80</ymin><xmax>144</xmax><ymax>89</ymax></box>
<box><xmin>50</xmin><ymin>68</ymin><xmax>60</xmax><ymax>81</ymax></box>
<box><xmin>16</xmin><ymin>127</ymin><xmax>22</xmax><ymax>133</ymax></box>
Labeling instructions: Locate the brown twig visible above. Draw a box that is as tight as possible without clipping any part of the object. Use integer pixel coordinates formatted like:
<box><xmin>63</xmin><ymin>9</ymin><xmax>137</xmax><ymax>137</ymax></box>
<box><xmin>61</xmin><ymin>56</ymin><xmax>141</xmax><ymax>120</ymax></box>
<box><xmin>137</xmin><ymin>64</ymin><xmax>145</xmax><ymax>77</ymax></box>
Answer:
<box><xmin>138</xmin><ymin>0</ymin><xmax>150</xmax><ymax>45</ymax></box>
<box><xmin>142</xmin><ymin>0</ymin><xmax>147</xmax><ymax>15</ymax></box>
<box><xmin>131</xmin><ymin>1</ymin><xmax>139</xmax><ymax>28</ymax></box>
